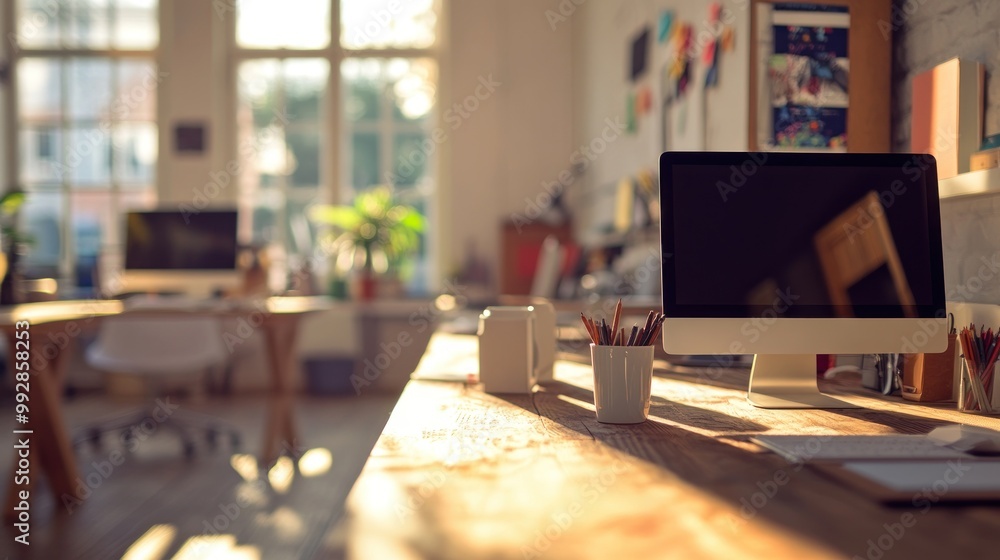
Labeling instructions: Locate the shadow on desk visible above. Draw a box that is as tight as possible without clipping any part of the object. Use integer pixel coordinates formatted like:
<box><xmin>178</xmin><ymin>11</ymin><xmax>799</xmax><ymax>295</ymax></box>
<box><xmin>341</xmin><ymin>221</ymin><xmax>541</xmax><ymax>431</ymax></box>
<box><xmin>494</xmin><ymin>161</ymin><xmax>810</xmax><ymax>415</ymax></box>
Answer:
<box><xmin>526</xmin><ymin>380</ymin><xmax>768</xmax><ymax>436</ymax></box>
<box><xmin>490</xmin><ymin>375</ymin><xmax>998</xmax><ymax>560</ymax></box>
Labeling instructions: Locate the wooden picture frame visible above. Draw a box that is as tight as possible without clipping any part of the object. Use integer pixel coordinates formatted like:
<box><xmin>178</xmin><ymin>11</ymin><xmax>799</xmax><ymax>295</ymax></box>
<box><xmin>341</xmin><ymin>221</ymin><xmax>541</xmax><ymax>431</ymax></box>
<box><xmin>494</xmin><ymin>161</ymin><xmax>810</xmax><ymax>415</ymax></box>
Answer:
<box><xmin>748</xmin><ymin>0</ymin><xmax>892</xmax><ymax>152</ymax></box>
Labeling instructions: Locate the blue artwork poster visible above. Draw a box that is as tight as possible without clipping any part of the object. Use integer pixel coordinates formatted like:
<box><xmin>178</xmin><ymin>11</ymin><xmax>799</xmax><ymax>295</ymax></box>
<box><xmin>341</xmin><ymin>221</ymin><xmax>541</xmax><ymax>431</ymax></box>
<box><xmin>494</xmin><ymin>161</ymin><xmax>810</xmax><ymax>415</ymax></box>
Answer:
<box><xmin>769</xmin><ymin>5</ymin><xmax>849</xmax><ymax>149</ymax></box>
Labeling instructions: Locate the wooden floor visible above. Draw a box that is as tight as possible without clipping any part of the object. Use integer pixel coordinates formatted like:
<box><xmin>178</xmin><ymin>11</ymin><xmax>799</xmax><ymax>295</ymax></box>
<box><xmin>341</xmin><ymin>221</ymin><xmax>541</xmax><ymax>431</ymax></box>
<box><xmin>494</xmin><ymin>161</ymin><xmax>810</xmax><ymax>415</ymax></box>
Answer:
<box><xmin>0</xmin><ymin>391</ymin><xmax>399</xmax><ymax>559</ymax></box>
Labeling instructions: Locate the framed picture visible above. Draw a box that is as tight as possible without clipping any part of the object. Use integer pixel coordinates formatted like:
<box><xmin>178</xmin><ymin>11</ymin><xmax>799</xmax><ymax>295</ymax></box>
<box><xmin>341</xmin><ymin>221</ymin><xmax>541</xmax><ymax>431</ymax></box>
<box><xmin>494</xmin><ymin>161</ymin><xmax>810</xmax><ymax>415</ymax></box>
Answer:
<box><xmin>748</xmin><ymin>0</ymin><xmax>891</xmax><ymax>152</ymax></box>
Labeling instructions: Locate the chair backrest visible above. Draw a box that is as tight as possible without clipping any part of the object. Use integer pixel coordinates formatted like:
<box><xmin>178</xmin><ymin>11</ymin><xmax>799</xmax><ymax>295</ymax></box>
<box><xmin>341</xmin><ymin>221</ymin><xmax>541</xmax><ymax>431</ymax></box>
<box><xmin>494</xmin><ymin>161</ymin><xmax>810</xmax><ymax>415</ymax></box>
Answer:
<box><xmin>86</xmin><ymin>316</ymin><xmax>229</xmax><ymax>375</ymax></box>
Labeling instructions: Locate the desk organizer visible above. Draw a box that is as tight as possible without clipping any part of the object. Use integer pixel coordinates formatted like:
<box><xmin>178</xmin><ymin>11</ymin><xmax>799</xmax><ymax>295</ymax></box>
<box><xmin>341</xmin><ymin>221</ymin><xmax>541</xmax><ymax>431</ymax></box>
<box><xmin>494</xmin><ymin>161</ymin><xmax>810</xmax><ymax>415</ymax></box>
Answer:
<box><xmin>590</xmin><ymin>344</ymin><xmax>653</xmax><ymax>424</ymax></box>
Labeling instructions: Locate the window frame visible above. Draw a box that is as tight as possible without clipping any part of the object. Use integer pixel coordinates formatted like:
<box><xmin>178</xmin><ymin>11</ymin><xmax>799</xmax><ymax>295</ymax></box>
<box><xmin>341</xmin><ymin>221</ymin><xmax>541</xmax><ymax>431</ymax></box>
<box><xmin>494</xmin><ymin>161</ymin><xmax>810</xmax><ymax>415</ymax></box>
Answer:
<box><xmin>1</xmin><ymin>0</ymin><xmax>162</xmax><ymax>283</ymax></box>
<box><xmin>226</xmin><ymin>0</ymin><xmax>443</xmax><ymax>291</ymax></box>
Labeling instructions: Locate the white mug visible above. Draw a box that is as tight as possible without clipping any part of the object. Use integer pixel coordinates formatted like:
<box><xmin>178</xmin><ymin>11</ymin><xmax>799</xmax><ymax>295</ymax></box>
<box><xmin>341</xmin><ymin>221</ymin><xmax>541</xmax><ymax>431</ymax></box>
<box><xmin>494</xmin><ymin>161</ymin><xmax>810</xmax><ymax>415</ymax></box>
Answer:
<box><xmin>478</xmin><ymin>306</ymin><xmax>537</xmax><ymax>393</ymax></box>
<box><xmin>529</xmin><ymin>299</ymin><xmax>556</xmax><ymax>383</ymax></box>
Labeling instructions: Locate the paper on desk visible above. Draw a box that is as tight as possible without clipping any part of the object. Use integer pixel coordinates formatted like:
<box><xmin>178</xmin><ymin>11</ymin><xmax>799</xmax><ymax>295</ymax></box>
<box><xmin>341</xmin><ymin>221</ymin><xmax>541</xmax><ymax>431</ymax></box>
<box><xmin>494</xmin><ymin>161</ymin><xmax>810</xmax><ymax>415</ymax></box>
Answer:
<box><xmin>409</xmin><ymin>334</ymin><xmax>479</xmax><ymax>382</ymax></box>
<box><xmin>844</xmin><ymin>460</ymin><xmax>1000</xmax><ymax>493</ymax></box>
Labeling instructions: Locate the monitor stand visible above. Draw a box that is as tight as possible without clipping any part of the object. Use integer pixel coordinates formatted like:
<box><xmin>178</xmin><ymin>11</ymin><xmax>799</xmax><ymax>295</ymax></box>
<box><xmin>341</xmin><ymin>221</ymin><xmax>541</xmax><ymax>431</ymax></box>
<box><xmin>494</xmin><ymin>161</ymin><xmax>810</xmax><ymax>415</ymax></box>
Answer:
<box><xmin>748</xmin><ymin>354</ymin><xmax>859</xmax><ymax>409</ymax></box>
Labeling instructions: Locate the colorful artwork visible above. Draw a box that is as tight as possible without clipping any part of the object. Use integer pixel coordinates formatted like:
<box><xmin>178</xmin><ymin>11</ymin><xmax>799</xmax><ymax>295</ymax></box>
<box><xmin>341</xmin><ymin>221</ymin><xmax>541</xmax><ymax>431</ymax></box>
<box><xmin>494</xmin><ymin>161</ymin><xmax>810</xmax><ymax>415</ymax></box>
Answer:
<box><xmin>769</xmin><ymin>6</ymin><xmax>849</xmax><ymax>149</ymax></box>
<box><xmin>657</xmin><ymin>11</ymin><xmax>674</xmax><ymax>43</ymax></box>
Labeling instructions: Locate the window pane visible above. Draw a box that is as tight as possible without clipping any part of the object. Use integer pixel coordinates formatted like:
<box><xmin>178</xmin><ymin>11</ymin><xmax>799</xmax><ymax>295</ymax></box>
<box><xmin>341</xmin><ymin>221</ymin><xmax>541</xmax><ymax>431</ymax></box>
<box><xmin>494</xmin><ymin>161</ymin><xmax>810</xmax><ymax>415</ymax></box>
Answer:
<box><xmin>287</xmin><ymin>130</ymin><xmax>320</xmax><ymax>188</ymax></box>
<box><xmin>115</xmin><ymin>0</ymin><xmax>158</xmax><ymax>48</ymax></box>
<box><xmin>393</xmin><ymin>133</ymin><xmax>429</xmax><ymax>187</ymax></box>
<box><xmin>237</xmin><ymin>0</ymin><xmax>330</xmax><ymax>49</ymax></box>
<box><xmin>19</xmin><ymin>127</ymin><xmax>63</xmax><ymax>183</ymax></box>
<box><xmin>251</xmin><ymin>188</ymin><xmax>284</xmax><ymax>244</ymax></box>
<box><xmin>66</xmin><ymin>127</ymin><xmax>113</xmax><ymax>185</ymax></box>
<box><xmin>342</xmin><ymin>58</ymin><xmax>436</xmax><ymax>124</ymax></box>
<box><xmin>390</xmin><ymin>59</ymin><xmax>436</xmax><ymax>123</ymax></box>
<box><xmin>116</xmin><ymin>59</ymin><xmax>159</xmax><ymax>121</ymax></box>
<box><xmin>68</xmin><ymin>58</ymin><xmax>113</xmax><ymax>120</ymax></box>
<box><xmin>18</xmin><ymin>58</ymin><xmax>62</xmax><ymax>122</ymax></box>
<box><xmin>113</xmin><ymin>123</ymin><xmax>157</xmax><ymax>184</ymax></box>
<box><xmin>342</xmin><ymin>59</ymin><xmax>382</xmax><ymax>122</ymax></box>
<box><xmin>351</xmin><ymin>133</ymin><xmax>380</xmax><ymax>190</ymax></box>
<box><xmin>285</xmin><ymin>58</ymin><xmax>328</xmax><ymax>124</ymax></box>
<box><xmin>341</xmin><ymin>0</ymin><xmax>437</xmax><ymax>49</ymax></box>
<box><xmin>21</xmin><ymin>191</ymin><xmax>63</xmax><ymax>271</ymax></box>
<box><xmin>70</xmin><ymin>190</ymin><xmax>112</xmax><ymax>260</ymax></box>
<box><xmin>286</xmin><ymin>196</ymin><xmax>318</xmax><ymax>256</ymax></box>
<box><xmin>239</xmin><ymin>126</ymin><xmax>287</xmax><ymax>196</ymax></box>
<box><xmin>67</xmin><ymin>0</ymin><xmax>112</xmax><ymax>49</ymax></box>
<box><xmin>239</xmin><ymin>60</ymin><xmax>282</xmax><ymax>129</ymax></box>
<box><xmin>15</xmin><ymin>0</ymin><xmax>63</xmax><ymax>48</ymax></box>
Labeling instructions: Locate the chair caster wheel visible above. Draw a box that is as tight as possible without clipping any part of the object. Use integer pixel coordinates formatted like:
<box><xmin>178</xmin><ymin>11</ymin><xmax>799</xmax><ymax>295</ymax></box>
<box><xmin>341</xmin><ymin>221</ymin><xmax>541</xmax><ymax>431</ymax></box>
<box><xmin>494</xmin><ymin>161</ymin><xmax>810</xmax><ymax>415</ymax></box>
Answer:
<box><xmin>88</xmin><ymin>428</ymin><xmax>102</xmax><ymax>451</ymax></box>
<box><xmin>122</xmin><ymin>428</ymin><xmax>136</xmax><ymax>449</ymax></box>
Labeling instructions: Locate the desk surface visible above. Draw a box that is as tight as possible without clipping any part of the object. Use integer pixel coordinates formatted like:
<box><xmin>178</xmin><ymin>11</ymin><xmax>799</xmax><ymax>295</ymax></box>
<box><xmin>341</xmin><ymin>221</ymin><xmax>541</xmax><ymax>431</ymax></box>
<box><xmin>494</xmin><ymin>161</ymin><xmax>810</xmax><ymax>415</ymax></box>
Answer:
<box><xmin>339</xmin><ymin>333</ymin><xmax>1000</xmax><ymax>560</ymax></box>
<box><xmin>0</xmin><ymin>296</ymin><xmax>335</xmax><ymax>327</ymax></box>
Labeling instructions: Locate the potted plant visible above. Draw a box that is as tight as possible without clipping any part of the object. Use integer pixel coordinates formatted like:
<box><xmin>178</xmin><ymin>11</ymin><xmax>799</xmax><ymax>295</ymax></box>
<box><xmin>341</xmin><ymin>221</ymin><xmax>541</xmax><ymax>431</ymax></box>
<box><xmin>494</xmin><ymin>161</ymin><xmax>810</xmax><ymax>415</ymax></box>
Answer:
<box><xmin>0</xmin><ymin>189</ymin><xmax>28</xmax><ymax>305</ymax></box>
<box><xmin>310</xmin><ymin>186</ymin><xmax>425</xmax><ymax>300</ymax></box>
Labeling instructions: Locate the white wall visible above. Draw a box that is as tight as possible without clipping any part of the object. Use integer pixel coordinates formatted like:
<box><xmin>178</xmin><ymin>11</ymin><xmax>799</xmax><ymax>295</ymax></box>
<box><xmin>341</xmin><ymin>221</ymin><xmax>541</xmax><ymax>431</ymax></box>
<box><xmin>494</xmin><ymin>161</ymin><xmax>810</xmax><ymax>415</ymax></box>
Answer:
<box><xmin>157</xmin><ymin>0</ymin><xmax>234</xmax><ymax>206</ymax></box>
<box><xmin>442</xmin><ymin>0</ymin><xmax>575</xmax><ymax>285</ymax></box>
<box><xmin>153</xmin><ymin>0</ymin><xmax>577</xmax><ymax>291</ymax></box>
<box><xmin>571</xmin><ymin>0</ymin><xmax>750</xmax><ymax>240</ymax></box>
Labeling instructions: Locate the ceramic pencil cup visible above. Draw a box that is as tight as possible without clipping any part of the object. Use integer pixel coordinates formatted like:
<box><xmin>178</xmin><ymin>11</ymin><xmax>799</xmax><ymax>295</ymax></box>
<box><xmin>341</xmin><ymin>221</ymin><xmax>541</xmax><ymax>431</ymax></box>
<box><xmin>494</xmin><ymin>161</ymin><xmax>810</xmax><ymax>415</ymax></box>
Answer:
<box><xmin>590</xmin><ymin>344</ymin><xmax>654</xmax><ymax>424</ymax></box>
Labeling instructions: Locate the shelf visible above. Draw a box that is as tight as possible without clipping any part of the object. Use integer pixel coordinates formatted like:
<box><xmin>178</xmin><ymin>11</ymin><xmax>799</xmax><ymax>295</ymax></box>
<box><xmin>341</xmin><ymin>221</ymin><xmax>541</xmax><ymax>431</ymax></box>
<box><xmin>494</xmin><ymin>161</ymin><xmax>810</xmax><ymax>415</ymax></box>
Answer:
<box><xmin>939</xmin><ymin>167</ymin><xmax>1000</xmax><ymax>199</ymax></box>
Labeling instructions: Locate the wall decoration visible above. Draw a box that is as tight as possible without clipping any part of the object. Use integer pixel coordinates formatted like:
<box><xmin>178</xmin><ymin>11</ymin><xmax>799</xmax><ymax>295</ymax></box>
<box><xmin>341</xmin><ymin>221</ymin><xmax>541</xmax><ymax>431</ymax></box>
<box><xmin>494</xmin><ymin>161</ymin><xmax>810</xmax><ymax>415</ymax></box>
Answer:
<box><xmin>174</xmin><ymin>123</ymin><xmax>206</xmax><ymax>153</ymax></box>
<box><xmin>749</xmin><ymin>0</ymin><xmax>892</xmax><ymax>153</ymax></box>
<box><xmin>629</xmin><ymin>26</ymin><xmax>651</xmax><ymax>82</ymax></box>
<box><xmin>659</xmin><ymin>3</ymin><xmax>736</xmax><ymax>153</ymax></box>
<box><xmin>768</xmin><ymin>5</ymin><xmax>849</xmax><ymax>149</ymax></box>
<box><xmin>657</xmin><ymin>11</ymin><xmax>674</xmax><ymax>43</ymax></box>
<box><xmin>626</xmin><ymin>92</ymin><xmax>637</xmax><ymax>134</ymax></box>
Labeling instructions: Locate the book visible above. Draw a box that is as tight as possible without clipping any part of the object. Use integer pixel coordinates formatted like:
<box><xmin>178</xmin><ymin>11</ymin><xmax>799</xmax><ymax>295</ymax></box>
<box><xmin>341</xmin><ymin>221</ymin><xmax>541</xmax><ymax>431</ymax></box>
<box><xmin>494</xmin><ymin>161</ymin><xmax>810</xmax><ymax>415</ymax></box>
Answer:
<box><xmin>911</xmin><ymin>58</ymin><xmax>984</xmax><ymax>179</ymax></box>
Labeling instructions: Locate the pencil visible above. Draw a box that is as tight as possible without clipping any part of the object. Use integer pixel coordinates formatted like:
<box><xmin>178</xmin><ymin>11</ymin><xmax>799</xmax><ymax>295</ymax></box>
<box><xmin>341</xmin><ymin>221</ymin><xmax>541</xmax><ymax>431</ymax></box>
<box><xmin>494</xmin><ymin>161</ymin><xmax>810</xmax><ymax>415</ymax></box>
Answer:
<box><xmin>611</xmin><ymin>298</ymin><xmax>623</xmax><ymax>339</ymax></box>
<box><xmin>581</xmin><ymin>313</ymin><xmax>597</xmax><ymax>344</ymax></box>
<box><xmin>640</xmin><ymin>310</ymin><xmax>655</xmax><ymax>341</ymax></box>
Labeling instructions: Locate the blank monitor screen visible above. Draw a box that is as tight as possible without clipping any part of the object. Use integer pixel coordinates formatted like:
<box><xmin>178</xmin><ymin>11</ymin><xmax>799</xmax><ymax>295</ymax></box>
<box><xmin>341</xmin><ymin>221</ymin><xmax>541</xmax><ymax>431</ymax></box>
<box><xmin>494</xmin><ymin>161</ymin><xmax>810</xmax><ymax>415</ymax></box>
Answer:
<box><xmin>659</xmin><ymin>152</ymin><xmax>946</xmax><ymax>319</ymax></box>
<box><xmin>125</xmin><ymin>210</ymin><xmax>238</xmax><ymax>270</ymax></box>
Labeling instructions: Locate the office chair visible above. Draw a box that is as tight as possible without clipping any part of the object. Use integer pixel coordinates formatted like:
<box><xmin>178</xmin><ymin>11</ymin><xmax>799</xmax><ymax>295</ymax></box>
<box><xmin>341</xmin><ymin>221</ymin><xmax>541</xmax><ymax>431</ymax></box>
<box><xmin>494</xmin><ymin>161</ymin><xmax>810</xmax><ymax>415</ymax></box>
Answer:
<box><xmin>79</xmin><ymin>316</ymin><xmax>241</xmax><ymax>458</ymax></box>
<box><xmin>814</xmin><ymin>191</ymin><xmax>917</xmax><ymax>318</ymax></box>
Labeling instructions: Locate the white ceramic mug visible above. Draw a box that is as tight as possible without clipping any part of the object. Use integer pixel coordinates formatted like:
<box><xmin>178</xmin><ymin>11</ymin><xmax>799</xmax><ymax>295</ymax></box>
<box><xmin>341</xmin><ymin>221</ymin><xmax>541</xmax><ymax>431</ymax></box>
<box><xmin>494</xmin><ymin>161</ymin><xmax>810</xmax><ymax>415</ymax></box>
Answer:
<box><xmin>478</xmin><ymin>306</ymin><xmax>537</xmax><ymax>393</ymax></box>
<box><xmin>590</xmin><ymin>344</ymin><xmax>653</xmax><ymax>424</ymax></box>
<box><xmin>529</xmin><ymin>299</ymin><xmax>556</xmax><ymax>382</ymax></box>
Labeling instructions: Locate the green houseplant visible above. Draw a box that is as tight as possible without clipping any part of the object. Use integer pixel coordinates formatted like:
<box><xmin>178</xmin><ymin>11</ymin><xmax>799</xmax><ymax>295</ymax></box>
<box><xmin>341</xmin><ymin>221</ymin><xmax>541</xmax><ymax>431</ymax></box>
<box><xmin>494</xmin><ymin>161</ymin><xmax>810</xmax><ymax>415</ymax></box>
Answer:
<box><xmin>310</xmin><ymin>186</ymin><xmax>425</xmax><ymax>300</ymax></box>
<box><xmin>0</xmin><ymin>189</ymin><xmax>29</xmax><ymax>305</ymax></box>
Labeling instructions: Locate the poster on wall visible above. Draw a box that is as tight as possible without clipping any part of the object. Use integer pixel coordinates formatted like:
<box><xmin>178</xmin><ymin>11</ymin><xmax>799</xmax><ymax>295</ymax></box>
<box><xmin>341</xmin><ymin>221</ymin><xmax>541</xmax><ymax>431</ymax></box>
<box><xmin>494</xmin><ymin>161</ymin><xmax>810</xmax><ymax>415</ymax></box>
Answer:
<box><xmin>764</xmin><ymin>4</ymin><xmax>849</xmax><ymax>150</ymax></box>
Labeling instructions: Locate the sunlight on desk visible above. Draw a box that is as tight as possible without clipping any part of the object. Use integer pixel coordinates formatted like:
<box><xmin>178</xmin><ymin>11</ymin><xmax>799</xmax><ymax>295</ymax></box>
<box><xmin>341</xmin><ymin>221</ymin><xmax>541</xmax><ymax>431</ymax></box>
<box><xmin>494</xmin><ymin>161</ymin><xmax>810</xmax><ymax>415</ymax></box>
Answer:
<box><xmin>268</xmin><ymin>456</ymin><xmax>295</xmax><ymax>494</ymax></box>
<box><xmin>121</xmin><ymin>524</ymin><xmax>176</xmax><ymax>560</ymax></box>
<box><xmin>334</xmin><ymin>332</ymin><xmax>1000</xmax><ymax>559</ymax></box>
<box><xmin>171</xmin><ymin>534</ymin><xmax>260</xmax><ymax>560</ymax></box>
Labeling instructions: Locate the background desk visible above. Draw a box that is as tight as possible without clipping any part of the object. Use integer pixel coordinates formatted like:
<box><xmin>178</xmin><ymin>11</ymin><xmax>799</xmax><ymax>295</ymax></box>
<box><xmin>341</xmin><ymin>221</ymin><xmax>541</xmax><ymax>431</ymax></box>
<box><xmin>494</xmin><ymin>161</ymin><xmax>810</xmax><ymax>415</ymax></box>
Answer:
<box><xmin>336</xmin><ymin>332</ymin><xmax>1000</xmax><ymax>559</ymax></box>
<box><xmin>1</xmin><ymin>297</ymin><xmax>327</xmax><ymax>518</ymax></box>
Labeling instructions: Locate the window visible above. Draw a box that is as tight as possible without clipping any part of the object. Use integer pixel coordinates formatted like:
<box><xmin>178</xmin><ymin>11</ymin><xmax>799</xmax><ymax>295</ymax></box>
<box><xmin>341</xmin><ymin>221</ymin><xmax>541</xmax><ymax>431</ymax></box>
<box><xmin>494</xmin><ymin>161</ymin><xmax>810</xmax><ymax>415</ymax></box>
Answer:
<box><xmin>233</xmin><ymin>0</ymin><xmax>440</xmax><ymax>293</ymax></box>
<box><xmin>9</xmin><ymin>0</ymin><xmax>159</xmax><ymax>283</ymax></box>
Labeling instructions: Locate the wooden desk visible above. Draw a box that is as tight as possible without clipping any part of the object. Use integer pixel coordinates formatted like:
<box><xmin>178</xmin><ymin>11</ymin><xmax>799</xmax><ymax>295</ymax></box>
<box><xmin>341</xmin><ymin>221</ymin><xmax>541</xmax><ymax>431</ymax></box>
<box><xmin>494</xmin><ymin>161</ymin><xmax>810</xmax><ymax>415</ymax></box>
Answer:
<box><xmin>1</xmin><ymin>297</ymin><xmax>327</xmax><ymax>518</ymax></box>
<box><xmin>338</xmin><ymin>333</ymin><xmax>1000</xmax><ymax>559</ymax></box>
<box><xmin>0</xmin><ymin>300</ymin><xmax>122</xmax><ymax>520</ymax></box>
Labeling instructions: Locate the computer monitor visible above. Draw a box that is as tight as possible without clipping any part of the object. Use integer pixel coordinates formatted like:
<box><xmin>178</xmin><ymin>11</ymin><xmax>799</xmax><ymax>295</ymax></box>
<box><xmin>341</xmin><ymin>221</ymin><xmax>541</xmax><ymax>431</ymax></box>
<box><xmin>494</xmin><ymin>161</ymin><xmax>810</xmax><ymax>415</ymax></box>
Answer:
<box><xmin>659</xmin><ymin>152</ymin><xmax>948</xmax><ymax>409</ymax></box>
<box><xmin>120</xmin><ymin>210</ymin><xmax>241</xmax><ymax>297</ymax></box>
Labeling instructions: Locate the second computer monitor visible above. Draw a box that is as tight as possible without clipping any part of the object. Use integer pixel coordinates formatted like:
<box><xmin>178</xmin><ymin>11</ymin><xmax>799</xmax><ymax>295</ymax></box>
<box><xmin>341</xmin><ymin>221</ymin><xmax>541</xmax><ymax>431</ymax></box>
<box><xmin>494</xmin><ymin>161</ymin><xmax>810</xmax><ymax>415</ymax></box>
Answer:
<box><xmin>120</xmin><ymin>209</ymin><xmax>241</xmax><ymax>297</ymax></box>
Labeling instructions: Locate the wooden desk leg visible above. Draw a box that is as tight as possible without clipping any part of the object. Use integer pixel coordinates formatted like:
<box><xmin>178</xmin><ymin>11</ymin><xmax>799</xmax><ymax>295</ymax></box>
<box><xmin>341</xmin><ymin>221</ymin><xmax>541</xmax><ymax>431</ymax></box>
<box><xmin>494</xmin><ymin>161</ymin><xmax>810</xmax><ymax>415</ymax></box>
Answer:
<box><xmin>4</xmin><ymin>329</ymin><xmax>80</xmax><ymax>520</ymax></box>
<box><xmin>261</xmin><ymin>315</ymin><xmax>301</xmax><ymax>466</ymax></box>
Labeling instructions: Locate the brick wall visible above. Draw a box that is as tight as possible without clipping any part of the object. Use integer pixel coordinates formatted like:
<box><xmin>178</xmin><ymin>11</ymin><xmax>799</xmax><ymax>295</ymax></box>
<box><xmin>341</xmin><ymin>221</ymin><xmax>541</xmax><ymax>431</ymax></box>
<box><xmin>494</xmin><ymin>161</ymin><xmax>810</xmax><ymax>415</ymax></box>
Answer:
<box><xmin>891</xmin><ymin>0</ymin><xmax>1000</xmax><ymax>151</ymax></box>
<box><xmin>890</xmin><ymin>0</ymin><xmax>1000</xmax><ymax>304</ymax></box>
